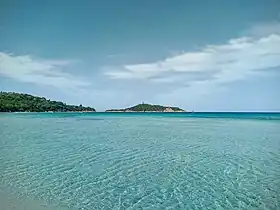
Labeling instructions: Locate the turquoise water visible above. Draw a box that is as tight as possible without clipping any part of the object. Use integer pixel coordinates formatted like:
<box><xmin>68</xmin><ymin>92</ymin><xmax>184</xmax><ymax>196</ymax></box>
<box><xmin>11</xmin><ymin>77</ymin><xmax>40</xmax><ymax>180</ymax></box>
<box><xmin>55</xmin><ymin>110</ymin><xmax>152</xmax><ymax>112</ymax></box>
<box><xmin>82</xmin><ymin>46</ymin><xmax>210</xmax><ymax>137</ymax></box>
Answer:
<box><xmin>0</xmin><ymin>112</ymin><xmax>279</xmax><ymax>209</ymax></box>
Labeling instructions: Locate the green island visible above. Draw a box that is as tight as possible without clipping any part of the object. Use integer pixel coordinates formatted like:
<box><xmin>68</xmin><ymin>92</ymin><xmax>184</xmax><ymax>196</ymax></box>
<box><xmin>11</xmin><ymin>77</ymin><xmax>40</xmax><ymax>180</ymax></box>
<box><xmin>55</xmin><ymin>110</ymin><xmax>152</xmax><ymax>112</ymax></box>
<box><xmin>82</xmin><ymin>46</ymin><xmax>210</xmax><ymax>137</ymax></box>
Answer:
<box><xmin>0</xmin><ymin>92</ymin><xmax>96</xmax><ymax>112</ymax></box>
<box><xmin>106</xmin><ymin>103</ymin><xmax>185</xmax><ymax>112</ymax></box>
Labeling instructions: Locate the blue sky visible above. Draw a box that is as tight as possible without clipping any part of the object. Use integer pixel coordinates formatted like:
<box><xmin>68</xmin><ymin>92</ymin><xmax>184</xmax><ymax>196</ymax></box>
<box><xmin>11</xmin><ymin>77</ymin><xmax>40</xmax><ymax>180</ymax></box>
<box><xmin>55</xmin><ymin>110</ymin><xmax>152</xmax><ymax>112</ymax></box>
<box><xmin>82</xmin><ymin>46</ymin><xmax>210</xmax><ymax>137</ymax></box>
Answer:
<box><xmin>0</xmin><ymin>0</ymin><xmax>280</xmax><ymax>111</ymax></box>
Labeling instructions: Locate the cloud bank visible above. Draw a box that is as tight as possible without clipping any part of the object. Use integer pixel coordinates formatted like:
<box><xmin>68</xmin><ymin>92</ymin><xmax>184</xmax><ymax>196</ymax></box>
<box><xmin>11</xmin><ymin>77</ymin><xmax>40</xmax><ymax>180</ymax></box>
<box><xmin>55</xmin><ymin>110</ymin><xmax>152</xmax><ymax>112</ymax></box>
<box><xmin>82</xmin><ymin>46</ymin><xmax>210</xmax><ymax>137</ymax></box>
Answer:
<box><xmin>105</xmin><ymin>22</ymin><xmax>280</xmax><ymax>89</ymax></box>
<box><xmin>0</xmin><ymin>53</ymin><xmax>89</xmax><ymax>90</ymax></box>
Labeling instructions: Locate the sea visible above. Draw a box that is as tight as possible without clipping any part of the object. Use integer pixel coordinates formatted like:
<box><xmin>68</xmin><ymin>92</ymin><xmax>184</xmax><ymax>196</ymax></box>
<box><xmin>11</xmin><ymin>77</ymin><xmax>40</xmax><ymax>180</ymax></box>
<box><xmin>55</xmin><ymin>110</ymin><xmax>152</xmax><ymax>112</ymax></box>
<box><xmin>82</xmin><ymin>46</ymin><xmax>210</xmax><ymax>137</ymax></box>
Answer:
<box><xmin>0</xmin><ymin>112</ymin><xmax>279</xmax><ymax>209</ymax></box>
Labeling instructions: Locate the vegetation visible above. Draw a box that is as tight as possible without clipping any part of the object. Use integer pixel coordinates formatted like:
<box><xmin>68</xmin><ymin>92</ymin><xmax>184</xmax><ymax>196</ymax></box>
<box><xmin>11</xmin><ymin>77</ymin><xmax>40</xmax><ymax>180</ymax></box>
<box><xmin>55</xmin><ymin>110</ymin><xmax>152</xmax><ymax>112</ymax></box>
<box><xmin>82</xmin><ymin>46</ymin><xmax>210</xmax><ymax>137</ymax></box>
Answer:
<box><xmin>106</xmin><ymin>103</ymin><xmax>184</xmax><ymax>112</ymax></box>
<box><xmin>0</xmin><ymin>92</ymin><xmax>96</xmax><ymax>112</ymax></box>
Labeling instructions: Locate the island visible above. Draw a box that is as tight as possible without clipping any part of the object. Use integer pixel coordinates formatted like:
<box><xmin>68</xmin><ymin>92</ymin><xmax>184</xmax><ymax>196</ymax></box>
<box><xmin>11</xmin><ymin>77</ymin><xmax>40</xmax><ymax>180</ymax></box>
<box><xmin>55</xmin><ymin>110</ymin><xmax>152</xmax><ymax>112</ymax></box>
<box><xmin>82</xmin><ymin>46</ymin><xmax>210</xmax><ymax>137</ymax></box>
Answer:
<box><xmin>106</xmin><ymin>103</ymin><xmax>185</xmax><ymax>112</ymax></box>
<box><xmin>0</xmin><ymin>92</ymin><xmax>96</xmax><ymax>112</ymax></box>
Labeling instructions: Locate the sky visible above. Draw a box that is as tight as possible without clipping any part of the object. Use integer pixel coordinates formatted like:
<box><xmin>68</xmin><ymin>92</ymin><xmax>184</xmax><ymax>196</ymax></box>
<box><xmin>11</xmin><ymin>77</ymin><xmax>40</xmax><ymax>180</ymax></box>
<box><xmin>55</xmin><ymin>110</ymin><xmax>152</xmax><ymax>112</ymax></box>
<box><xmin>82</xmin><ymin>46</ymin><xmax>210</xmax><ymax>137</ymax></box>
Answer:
<box><xmin>0</xmin><ymin>0</ymin><xmax>280</xmax><ymax>111</ymax></box>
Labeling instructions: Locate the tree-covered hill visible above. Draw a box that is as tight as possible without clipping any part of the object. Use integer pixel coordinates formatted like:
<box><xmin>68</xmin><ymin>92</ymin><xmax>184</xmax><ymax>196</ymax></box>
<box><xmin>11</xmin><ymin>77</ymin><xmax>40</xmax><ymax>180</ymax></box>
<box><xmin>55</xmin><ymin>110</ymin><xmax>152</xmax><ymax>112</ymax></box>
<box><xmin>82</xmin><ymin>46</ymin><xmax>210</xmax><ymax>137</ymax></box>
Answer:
<box><xmin>106</xmin><ymin>103</ymin><xmax>185</xmax><ymax>112</ymax></box>
<box><xmin>0</xmin><ymin>92</ymin><xmax>96</xmax><ymax>112</ymax></box>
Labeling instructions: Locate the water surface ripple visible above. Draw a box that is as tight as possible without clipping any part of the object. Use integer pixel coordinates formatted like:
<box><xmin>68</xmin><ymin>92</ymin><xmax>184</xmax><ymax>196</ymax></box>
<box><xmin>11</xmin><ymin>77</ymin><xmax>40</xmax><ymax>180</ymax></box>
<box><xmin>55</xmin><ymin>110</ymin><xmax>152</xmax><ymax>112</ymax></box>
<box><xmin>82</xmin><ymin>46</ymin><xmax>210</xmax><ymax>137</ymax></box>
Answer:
<box><xmin>0</xmin><ymin>113</ymin><xmax>279</xmax><ymax>209</ymax></box>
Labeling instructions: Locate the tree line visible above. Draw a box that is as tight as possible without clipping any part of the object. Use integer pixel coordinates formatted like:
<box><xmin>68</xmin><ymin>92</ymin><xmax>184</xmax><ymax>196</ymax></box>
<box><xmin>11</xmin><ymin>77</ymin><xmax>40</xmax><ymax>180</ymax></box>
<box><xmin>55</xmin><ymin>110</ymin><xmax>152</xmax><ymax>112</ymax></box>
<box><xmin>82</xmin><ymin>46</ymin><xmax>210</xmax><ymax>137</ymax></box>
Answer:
<box><xmin>106</xmin><ymin>103</ymin><xmax>184</xmax><ymax>112</ymax></box>
<box><xmin>0</xmin><ymin>92</ymin><xmax>96</xmax><ymax>112</ymax></box>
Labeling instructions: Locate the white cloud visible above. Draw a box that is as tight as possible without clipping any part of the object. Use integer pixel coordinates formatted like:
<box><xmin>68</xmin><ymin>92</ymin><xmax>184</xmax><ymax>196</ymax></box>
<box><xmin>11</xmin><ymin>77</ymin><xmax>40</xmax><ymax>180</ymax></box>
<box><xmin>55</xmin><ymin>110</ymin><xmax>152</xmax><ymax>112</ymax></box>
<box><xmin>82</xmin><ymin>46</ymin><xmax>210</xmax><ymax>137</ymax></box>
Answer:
<box><xmin>105</xmin><ymin>22</ymin><xmax>280</xmax><ymax>88</ymax></box>
<box><xmin>0</xmin><ymin>53</ymin><xmax>90</xmax><ymax>90</ymax></box>
<box><xmin>246</xmin><ymin>21</ymin><xmax>280</xmax><ymax>37</ymax></box>
<box><xmin>104</xmin><ymin>22</ymin><xmax>280</xmax><ymax>110</ymax></box>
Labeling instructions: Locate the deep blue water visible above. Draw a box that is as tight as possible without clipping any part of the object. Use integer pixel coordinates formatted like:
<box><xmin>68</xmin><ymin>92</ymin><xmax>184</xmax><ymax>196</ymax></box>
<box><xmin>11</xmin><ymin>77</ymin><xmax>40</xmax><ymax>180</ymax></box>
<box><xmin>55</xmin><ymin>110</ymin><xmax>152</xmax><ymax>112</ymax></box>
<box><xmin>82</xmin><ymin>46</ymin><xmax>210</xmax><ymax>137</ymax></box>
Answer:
<box><xmin>0</xmin><ymin>112</ymin><xmax>279</xmax><ymax>209</ymax></box>
<box><xmin>5</xmin><ymin>111</ymin><xmax>280</xmax><ymax>120</ymax></box>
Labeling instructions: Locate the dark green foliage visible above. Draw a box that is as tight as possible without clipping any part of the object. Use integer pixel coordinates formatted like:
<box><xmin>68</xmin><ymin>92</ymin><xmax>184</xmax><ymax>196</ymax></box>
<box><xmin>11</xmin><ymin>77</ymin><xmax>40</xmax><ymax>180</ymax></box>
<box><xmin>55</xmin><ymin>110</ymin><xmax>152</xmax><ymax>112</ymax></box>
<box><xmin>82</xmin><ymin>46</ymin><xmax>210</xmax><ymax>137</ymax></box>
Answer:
<box><xmin>0</xmin><ymin>92</ymin><xmax>96</xmax><ymax>112</ymax></box>
<box><xmin>106</xmin><ymin>103</ymin><xmax>184</xmax><ymax>112</ymax></box>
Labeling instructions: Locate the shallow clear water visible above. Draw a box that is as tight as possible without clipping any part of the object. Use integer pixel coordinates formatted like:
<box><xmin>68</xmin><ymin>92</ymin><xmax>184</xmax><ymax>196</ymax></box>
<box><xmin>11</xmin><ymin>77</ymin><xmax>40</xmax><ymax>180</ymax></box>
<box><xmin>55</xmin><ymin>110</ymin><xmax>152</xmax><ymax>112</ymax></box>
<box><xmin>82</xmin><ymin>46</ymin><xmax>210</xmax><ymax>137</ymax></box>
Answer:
<box><xmin>0</xmin><ymin>113</ymin><xmax>280</xmax><ymax>209</ymax></box>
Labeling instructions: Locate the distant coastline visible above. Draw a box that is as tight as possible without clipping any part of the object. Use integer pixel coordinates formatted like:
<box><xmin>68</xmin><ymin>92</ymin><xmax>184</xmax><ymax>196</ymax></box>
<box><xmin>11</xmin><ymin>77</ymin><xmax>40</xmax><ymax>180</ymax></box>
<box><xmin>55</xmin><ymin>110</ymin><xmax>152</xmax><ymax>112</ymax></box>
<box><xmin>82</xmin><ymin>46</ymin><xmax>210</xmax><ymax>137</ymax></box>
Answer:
<box><xmin>106</xmin><ymin>103</ymin><xmax>186</xmax><ymax>113</ymax></box>
<box><xmin>0</xmin><ymin>92</ymin><xmax>186</xmax><ymax>113</ymax></box>
<box><xmin>0</xmin><ymin>92</ymin><xmax>96</xmax><ymax>113</ymax></box>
